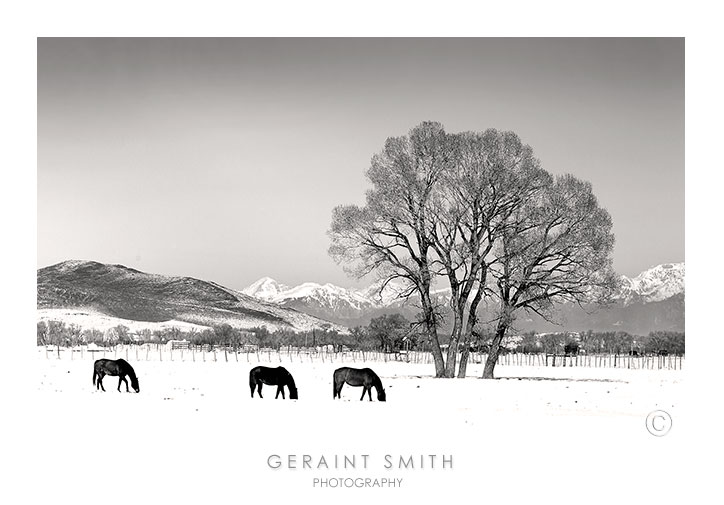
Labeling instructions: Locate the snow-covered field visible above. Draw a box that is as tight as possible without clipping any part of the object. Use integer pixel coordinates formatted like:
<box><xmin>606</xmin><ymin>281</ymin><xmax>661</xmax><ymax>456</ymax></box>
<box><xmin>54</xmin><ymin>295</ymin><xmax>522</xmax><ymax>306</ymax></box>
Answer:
<box><xmin>26</xmin><ymin>353</ymin><xmax>686</xmax><ymax>505</ymax></box>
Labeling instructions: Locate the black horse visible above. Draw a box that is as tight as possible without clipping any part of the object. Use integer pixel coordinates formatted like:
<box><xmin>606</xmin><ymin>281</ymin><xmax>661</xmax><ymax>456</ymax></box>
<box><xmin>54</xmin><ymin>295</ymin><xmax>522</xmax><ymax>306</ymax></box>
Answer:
<box><xmin>93</xmin><ymin>358</ymin><xmax>140</xmax><ymax>393</ymax></box>
<box><xmin>249</xmin><ymin>366</ymin><xmax>298</xmax><ymax>399</ymax></box>
<box><xmin>333</xmin><ymin>367</ymin><xmax>386</xmax><ymax>402</ymax></box>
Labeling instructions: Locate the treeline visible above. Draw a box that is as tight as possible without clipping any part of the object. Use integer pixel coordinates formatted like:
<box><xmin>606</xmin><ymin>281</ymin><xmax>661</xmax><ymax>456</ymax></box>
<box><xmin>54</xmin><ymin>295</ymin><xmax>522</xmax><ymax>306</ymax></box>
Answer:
<box><xmin>506</xmin><ymin>330</ymin><xmax>685</xmax><ymax>356</ymax></box>
<box><xmin>36</xmin><ymin>319</ymin><xmax>685</xmax><ymax>356</ymax></box>
<box><xmin>36</xmin><ymin>321</ymin><xmax>345</xmax><ymax>349</ymax></box>
<box><xmin>35</xmin><ymin>314</ymin><xmax>424</xmax><ymax>351</ymax></box>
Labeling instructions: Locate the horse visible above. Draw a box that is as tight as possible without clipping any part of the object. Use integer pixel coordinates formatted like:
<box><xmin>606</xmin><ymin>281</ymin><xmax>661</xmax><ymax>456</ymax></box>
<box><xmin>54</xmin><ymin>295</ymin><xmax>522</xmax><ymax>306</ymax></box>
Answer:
<box><xmin>249</xmin><ymin>366</ymin><xmax>298</xmax><ymax>399</ymax></box>
<box><xmin>93</xmin><ymin>358</ymin><xmax>140</xmax><ymax>393</ymax></box>
<box><xmin>333</xmin><ymin>367</ymin><xmax>386</xmax><ymax>402</ymax></box>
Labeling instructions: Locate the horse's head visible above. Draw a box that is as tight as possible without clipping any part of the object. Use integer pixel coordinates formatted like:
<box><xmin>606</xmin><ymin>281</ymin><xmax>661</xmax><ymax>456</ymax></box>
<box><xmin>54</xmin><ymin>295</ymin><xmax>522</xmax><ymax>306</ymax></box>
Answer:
<box><xmin>377</xmin><ymin>388</ymin><xmax>386</xmax><ymax>402</ymax></box>
<box><xmin>131</xmin><ymin>377</ymin><xmax>140</xmax><ymax>393</ymax></box>
<box><xmin>289</xmin><ymin>386</ymin><xmax>298</xmax><ymax>400</ymax></box>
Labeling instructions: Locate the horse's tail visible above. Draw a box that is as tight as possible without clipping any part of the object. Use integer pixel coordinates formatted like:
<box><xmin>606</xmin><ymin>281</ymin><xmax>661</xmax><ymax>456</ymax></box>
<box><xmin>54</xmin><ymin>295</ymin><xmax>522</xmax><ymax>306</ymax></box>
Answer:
<box><xmin>332</xmin><ymin>368</ymin><xmax>344</xmax><ymax>398</ymax></box>
<box><xmin>92</xmin><ymin>368</ymin><xmax>97</xmax><ymax>386</ymax></box>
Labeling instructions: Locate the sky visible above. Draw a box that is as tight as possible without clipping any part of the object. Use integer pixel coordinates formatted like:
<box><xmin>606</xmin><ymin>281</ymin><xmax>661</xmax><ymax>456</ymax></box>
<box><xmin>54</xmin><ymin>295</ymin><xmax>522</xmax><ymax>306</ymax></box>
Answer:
<box><xmin>37</xmin><ymin>37</ymin><xmax>684</xmax><ymax>290</ymax></box>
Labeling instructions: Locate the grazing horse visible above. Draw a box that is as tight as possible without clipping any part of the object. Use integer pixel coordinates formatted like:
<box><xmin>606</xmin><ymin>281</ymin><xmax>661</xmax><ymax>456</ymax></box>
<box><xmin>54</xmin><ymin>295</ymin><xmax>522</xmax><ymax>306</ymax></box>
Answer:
<box><xmin>93</xmin><ymin>358</ymin><xmax>140</xmax><ymax>393</ymax></box>
<box><xmin>333</xmin><ymin>367</ymin><xmax>386</xmax><ymax>402</ymax></box>
<box><xmin>249</xmin><ymin>366</ymin><xmax>298</xmax><ymax>399</ymax></box>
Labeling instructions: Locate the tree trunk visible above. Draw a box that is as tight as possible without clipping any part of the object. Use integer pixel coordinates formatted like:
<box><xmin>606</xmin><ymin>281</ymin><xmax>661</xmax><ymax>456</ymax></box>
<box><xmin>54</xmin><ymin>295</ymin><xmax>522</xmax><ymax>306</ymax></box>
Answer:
<box><xmin>458</xmin><ymin>266</ymin><xmax>487</xmax><ymax>378</ymax></box>
<box><xmin>421</xmin><ymin>300</ymin><xmax>446</xmax><ymax>377</ymax></box>
<box><xmin>457</xmin><ymin>344</ymin><xmax>470</xmax><ymax>378</ymax></box>
<box><xmin>431</xmin><ymin>343</ymin><xmax>446</xmax><ymax>377</ymax></box>
<box><xmin>444</xmin><ymin>313</ymin><xmax>463</xmax><ymax>378</ymax></box>
<box><xmin>482</xmin><ymin>326</ymin><xmax>505</xmax><ymax>379</ymax></box>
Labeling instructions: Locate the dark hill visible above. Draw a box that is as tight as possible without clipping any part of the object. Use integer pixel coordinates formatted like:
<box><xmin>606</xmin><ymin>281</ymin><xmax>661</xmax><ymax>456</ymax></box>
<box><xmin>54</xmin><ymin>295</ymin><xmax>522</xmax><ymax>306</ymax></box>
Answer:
<box><xmin>37</xmin><ymin>260</ymin><xmax>343</xmax><ymax>332</ymax></box>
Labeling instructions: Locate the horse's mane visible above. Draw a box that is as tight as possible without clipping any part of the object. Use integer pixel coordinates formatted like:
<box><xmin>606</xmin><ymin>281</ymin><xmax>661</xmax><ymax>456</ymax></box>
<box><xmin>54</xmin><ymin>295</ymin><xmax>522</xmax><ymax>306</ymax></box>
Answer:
<box><xmin>119</xmin><ymin>359</ymin><xmax>138</xmax><ymax>382</ymax></box>
<box><xmin>284</xmin><ymin>370</ymin><xmax>297</xmax><ymax>391</ymax></box>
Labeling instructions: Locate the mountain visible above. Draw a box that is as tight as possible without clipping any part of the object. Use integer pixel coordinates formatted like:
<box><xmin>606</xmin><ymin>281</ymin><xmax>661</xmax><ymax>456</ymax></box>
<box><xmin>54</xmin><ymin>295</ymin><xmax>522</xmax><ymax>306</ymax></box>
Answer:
<box><xmin>618</xmin><ymin>263</ymin><xmax>685</xmax><ymax>304</ymax></box>
<box><xmin>241</xmin><ymin>277</ymin><xmax>290</xmax><ymax>300</ymax></box>
<box><xmin>37</xmin><ymin>260</ymin><xmax>346</xmax><ymax>334</ymax></box>
<box><xmin>242</xmin><ymin>262</ymin><xmax>685</xmax><ymax>334</ymax></box>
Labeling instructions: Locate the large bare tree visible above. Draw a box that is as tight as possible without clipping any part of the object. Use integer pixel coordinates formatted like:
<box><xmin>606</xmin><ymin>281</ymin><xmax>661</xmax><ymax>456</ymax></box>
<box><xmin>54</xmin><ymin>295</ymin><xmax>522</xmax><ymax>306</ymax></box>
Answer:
<box><xmin>330</xmin><ymin>122</ymin><xmax>617</xmax><ymax>379</ymax></box>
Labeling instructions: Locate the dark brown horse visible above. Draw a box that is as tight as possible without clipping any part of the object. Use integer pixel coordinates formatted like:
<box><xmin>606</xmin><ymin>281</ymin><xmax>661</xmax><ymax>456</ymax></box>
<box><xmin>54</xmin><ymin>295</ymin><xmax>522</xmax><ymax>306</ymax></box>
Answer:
<box><xmin>249</xmin><ymin>366</ymin><xmax>298</xmax><ymax>399</ymax></box>
<box><xmin>93</xmin><ymin>358</ymin><xmax>140</xmax><ymax>393</ymax></box>
<box><xmin>333</xmin><ymin>367</ymin><xmax>386</xmax><ymax>401</ymax></box>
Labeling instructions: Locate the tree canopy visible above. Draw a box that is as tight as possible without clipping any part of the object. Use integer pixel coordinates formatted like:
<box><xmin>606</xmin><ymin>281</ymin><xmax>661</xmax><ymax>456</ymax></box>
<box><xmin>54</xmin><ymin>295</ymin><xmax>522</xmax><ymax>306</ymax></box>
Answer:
<box><xmin>329</xmin><ymin>122</ymin><xmax>617</xmax><ymax>378</ymax></box>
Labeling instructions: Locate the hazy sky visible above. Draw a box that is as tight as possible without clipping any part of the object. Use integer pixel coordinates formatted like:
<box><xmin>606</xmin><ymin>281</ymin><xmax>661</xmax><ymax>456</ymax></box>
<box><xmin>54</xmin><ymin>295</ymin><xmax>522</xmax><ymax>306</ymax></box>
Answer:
<box><xmin>37</xmin><ymin>38</ymin><xmax>684</xmax><ymax>289</ymax></box>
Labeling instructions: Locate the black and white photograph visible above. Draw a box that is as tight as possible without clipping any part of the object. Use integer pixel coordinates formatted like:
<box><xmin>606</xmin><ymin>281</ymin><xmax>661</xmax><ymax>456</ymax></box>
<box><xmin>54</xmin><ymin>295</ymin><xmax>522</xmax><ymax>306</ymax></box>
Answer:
<box><xmin>6</xmin><ymin>7</ymin><xmax>712</xmax><ymax>502</ymax></box>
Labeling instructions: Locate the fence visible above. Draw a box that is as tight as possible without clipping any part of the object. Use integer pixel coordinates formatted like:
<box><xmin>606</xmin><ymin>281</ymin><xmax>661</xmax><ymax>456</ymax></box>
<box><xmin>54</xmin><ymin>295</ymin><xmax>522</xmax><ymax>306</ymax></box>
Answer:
<box><xmin>39</xmin><ymin>345</ymin><xmax>684</xmax><ymax>370</ymax></box>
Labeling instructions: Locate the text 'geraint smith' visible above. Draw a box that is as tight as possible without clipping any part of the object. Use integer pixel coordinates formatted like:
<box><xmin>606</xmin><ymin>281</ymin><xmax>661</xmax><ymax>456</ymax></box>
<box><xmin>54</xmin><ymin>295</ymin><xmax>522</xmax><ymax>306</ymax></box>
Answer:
<box><xmin>267</xmin><ymin>454</ymin><xmax>453</xmax><ymax>470</ymax></box>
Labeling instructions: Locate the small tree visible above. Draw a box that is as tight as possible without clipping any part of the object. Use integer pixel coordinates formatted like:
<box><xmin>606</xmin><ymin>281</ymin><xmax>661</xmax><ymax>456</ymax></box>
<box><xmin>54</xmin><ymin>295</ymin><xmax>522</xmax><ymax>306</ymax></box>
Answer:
<box><xmin>47</xmin><ymin>320</ymin><xmax>67</xmax><ymax>346</ymax></box>
<box><xmin>254</xmin><ymin>326</ymin><xmax>271</xmax><ymax>348</ymax></box>
<box><xmin>114</xmin><ymin>325</ymin><xmax>131</xmax><ymax>345</ymax></box>
<box><xmin>37</xmin><ymin>321</ymin><xmax>48</xmax><ymax>346</ymax></box>
<box><xmin>67</xmin><ymin>324</ymin><xmax>84</xmax><ymax>346</ymax></box>
<box><xmin>366</xmin><ymin>313</ymin><xmax>411</xmax><ymax>352</ymax></box>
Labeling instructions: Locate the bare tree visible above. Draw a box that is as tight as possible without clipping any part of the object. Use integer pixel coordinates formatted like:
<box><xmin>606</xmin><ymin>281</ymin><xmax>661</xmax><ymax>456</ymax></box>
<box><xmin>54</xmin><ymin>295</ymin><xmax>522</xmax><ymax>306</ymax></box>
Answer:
<box><xmin>428</xmin><ymin>129</ymin><xmax>550</xmax><ymax>377</ymax></box>
<box><xmin>330</xmin><ymin>122</ymin><xmax>616</xmax><ymax>379</ymax></box>
<box><xmin>482</xmin><ymin>174</ymin><xmax>618</xmax><ymax>378</ymax></box>
<box><xmin>329</xmin><ymin>122</ymin><xmax>452</xmax><ymax>377</ymax></box>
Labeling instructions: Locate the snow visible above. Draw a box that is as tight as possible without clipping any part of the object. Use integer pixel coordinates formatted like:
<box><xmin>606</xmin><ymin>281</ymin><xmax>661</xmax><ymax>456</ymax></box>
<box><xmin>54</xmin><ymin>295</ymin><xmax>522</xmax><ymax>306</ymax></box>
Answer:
<box><xmin>37</xmin><ymin>308</ymin><xmax>213</xmax><ymax>333</ymax></box>
<box><xmin>26</xmin><ymin>349</ymin><xmax>685</xmax><ymax>505</ymax></box>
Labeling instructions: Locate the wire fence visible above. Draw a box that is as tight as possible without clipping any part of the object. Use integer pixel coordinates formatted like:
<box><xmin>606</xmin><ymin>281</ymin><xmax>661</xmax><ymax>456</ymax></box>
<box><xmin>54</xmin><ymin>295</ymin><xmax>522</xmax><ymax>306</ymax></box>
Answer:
<box><xmin>39</xmin><ymin>344</ymin><xmax>684</xmax><ymax>370</ymax></box>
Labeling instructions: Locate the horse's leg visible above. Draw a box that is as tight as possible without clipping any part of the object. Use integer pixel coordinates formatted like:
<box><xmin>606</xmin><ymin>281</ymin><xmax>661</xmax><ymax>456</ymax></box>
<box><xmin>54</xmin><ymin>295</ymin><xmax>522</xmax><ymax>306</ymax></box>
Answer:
<box><xmin>99</xmin><ymin>374</ymin><xmax>106</xmax><ymax>392</ymax></box>
<box><xmin>276</xmin><ymin>386</ymin><xmax>285</xmax><ymax>399</ymax></box>
<box><xmin>360</xmin><ymin>386</ymin><xmax>367</xmax><ymax>401</ymax></box>
<box><xmin>258</xmin><ymin>383</ymin><xmax>263</xmax><ymax>399</ymax></box>
<box><xmin>250</xmin><ymin>382</ymin><xmax>256</xmax><ymax>398</ymax></box>
<box><xmin>368</xmin><ymin>387</ymin><xmax>373</xmax><ymax>401</ymax></box>
<box><xmin>122</xmin><ymin>375</ymin><xmax>130</xmax><ymax>392</ymax></box>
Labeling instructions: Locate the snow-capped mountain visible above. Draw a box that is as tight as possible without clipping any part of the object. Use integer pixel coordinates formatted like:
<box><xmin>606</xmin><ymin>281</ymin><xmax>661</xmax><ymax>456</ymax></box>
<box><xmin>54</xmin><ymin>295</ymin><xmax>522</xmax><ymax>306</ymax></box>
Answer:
<box><xmin>241</xmin><ymin>277</ymin><xmax>290</xmax><ymax>300</ymax></box>
<box><xmin>242</xmin><ymin>262</ymin><xmax>685</xmax><ymax>332</ymax></box>
<box><xmin>242</xmin><ymin>277</ymin><xmax>418</xmax><ymax>309</ymax></box>
<box><xmin>618</xmin><ymin>263</ymin><xmax>685</xmax><ymax>304</ymax></box>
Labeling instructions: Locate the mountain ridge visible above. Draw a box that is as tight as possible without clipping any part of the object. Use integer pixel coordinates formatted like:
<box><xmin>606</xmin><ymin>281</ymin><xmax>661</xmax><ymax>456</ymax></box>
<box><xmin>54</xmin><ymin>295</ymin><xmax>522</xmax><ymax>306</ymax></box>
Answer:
<box><xmin>242</xmin><ymin>263</ymin><xmax>685</xmax><ymax>333</ymax></box>
<box><xmin>37</xmin><ymin>260</ymin><xmax>346</xmax><ymax>334</ymax></box>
